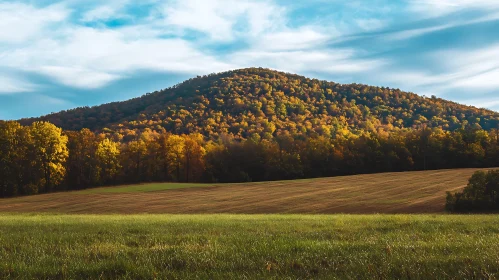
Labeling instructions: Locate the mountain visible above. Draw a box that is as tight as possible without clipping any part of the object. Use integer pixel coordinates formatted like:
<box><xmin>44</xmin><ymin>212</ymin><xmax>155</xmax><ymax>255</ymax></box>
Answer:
<box><xmin>19</xmin><ymin>68</ymin><xmax>499</xmax><ymax>139</ymax></box>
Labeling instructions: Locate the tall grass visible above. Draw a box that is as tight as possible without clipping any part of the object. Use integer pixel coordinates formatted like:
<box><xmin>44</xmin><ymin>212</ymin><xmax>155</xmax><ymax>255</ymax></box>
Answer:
<box><xmin>1</xmin><ymin>214</ymin><xmax>499</xmax><ymax>279</ymax></box>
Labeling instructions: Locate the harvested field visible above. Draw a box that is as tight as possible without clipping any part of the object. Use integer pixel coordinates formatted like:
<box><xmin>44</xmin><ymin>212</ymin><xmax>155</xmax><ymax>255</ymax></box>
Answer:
<box><xmin>0</xmin><ymin>168</ymin><xmax>495</xmax><ymax>214</ymax></box>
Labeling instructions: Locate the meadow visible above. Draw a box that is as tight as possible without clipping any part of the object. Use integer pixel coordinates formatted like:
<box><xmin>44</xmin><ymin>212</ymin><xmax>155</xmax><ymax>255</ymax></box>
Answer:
<box><xmin>1</xmin><ymin>214</ymin><xmax>499</xmax><ymax>279</ymax></box>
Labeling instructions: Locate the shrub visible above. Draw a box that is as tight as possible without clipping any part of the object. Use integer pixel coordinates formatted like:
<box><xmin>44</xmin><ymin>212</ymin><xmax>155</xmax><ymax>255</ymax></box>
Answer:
<box><xmin>446</xmin><ymin>170</ymin><xmax>499</xmax><ymax>212</ymax></box>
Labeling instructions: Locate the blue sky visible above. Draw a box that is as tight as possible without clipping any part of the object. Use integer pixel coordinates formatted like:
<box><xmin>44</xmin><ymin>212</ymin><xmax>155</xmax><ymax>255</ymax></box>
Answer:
<box><xmin>1</xmin><ymin>0</ymin><xmax>499</xmax><ymax>120</ymax></box>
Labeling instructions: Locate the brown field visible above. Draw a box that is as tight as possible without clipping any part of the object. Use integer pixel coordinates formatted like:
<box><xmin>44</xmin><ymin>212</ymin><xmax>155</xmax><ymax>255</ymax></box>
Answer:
<box><xmin>0</xmin><ymin>168</ymin><xmax>495</xmax><ymax>214</ymax></box>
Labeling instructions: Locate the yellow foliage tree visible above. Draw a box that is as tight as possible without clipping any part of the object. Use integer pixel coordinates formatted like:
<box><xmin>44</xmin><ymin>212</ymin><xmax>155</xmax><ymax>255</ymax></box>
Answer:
<box><xmin>29</xmin><ymin>122</ymin><xmax>69</xmax><ymax>193</ymax></box>
<box><xmin>96</xmin><ymin>138</ymin><xmax>121</xmax><ymax>184</ymax></box>
<box><xmin>183</xmin><ymin>134</ymin><xmax>206</xmax><ymax>182</ymax></box>
<box><xmin>165</xmin><ymin>135</ymin><xmax>185</xmax><ymax>181</ymax></box>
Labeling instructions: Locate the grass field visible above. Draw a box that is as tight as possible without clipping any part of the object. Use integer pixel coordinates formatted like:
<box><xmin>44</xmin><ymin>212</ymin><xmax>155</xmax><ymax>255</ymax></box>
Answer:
<box><xmin>0</xmin><ymin>168</ymin><xmax>495</xmax><ymax>214</ymax></box>
<box><xmin>1</xmin><ymin>214</ymin><xmax>499</xmax><ymax>279</ymax></box>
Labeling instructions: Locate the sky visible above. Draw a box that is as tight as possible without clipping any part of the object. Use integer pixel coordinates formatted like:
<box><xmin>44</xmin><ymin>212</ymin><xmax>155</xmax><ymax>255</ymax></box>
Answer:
<box><xmin>1</xmin><ymin>0</ymin><xmax>499</xmax><ymax>120</ymax></box>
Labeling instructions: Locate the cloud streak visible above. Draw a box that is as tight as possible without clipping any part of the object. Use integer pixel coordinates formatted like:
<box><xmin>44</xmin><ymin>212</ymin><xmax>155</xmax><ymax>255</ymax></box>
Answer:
<box><xmin>0</xmin><ymin>75</ymin><xmax>36</xmax><ymax>94</ymax></box>
<box><xmin>408</xmin><ymin>0</ymin><xmax>499</xmax><ymax>17</ymax></box>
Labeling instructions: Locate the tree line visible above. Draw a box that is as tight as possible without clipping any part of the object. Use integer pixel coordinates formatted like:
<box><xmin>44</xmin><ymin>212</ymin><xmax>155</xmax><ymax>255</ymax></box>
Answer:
<box><xmin>1</xmin><ymin>120</ymin><xmax>499</xmax><ymax>198</ymax></box>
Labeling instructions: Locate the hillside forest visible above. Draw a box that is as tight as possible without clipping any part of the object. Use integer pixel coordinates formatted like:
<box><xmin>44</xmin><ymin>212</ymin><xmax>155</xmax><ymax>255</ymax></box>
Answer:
<box><xmin>20</xmin><ymin>68</ymin><xmax>499</xmax><ymax>139</ymax></box>
<box><xmin>1</xmin><ymin>68</ymin><xmax>499</xmax><ymax>197</ymax></box>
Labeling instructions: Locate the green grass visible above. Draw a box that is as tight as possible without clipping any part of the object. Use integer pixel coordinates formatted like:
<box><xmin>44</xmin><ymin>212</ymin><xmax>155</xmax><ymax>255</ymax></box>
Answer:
<box><xmin>78</xmin><ymin>183</ymin><xmax>213</xmax><ymax>193</ymax></box>
<box><xmin>2</xmin><ymin>214</ymin><xmax>499</xmax><ymax>279</ymax></box>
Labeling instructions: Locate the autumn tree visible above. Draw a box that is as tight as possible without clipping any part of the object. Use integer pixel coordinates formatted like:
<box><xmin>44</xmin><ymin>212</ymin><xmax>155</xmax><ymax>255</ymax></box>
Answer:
<box><xmin>141</xmin><ymin>129</ymin><xmax>163</xmax><ymax>182</ymax></box>
<box><xmin>0</xmin><ymin>121</ymin><xmax>29</xmax><ymax>197</ymax></box>
<box><xmin>65</xmin><ymin>129</ymin><xmax>100</xmax><ymax>189</ymax></box>
<box><xmin>165</xmin><ymin>135</ymin><xmax>185</xmax><ymax>181</ymax></box>
<box><xmin>265</xmin><ymin>135</ymin><xmax>303</xmax><ymax>180</ymax></box>
<box><xmin>182</xmin><ymin>134</ymin><xmax>205</xmax><ymax>182</ymax></box>
<box><xmin>96</xmin><ymin>138</ymin><xmax>121</xmax><ymax>185</ymax></box>
<box><xmin>29</xmin><ymin>122</ymin><xmax>69</xmax><ymax>193</ymax></box>
<box><xmin>154</xmin><ymin>132</ymin><xmax>172</xmax><ymax>181</ymax></box>
<box><xmin>121</xmin><ymin>139</ymin><xmax>148</xmax><ymax>182</ymax></box>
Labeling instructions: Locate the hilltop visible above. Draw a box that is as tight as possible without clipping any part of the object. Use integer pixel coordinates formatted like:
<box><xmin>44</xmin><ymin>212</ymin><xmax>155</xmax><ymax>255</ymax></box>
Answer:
<box><xmin>19</xmin><ymin>68</ymin><xmax>499</xmax><ymax>140</ymax></box>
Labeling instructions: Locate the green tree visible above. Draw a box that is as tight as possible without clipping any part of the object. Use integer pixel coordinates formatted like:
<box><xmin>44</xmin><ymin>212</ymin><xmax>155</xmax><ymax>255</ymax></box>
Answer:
<box><xmin>446</xmin><ymin>170</ymin><xmax>499</xmax><ymax>212</ymax></box>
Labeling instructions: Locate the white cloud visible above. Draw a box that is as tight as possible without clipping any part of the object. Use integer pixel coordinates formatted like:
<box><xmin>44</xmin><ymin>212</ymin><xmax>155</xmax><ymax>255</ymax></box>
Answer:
<box><xmin>435</xmin><ymin>43</ymin><xmax>499</xmax><ymax>67</ymax></box>
<box><xmin>80</xmin><ymin>0</ymin><xmax>158</xmax><ymax>22</ymax></box>
<box><xmin>0</xmin><ymin>1</ymin><xmax>336</xmax><ymax>90</ymax></box>
<box><xmin>371</xmin><ymin>43</ymin><xmax>499</xmax><ymax>112</ymax></box>
<box><xmin>459</xmin><ymin>98</ymin><xmax>499</xmax><ymax>111</ymax></box>
<box><xmin>0</xmin><ymin>75</ymin><xmax>36</xmax><ymax>94</ymax></box>
<box><xmin>37</xmin><ymin>66</ymin><xmax>120</xmax><ymax>89</ymax></box>
<box><xmin>431</xmin><ymin>44</ymin><xmax>499</xmax><ymax>90</ymax></box>
<box><xmin>355</xmin><ymin>18</ymin><xmax>386</xmax><ymax>31</ymax></box>
<box><xmin>0</xmin><ymin>3</ymin><xmax>68</xmax><ymax>43</ymax></box>
<box><xmin>162</xmin><ymin>0</ymin><xmax>284</xmax><ymax>41</ymax></box>
<box><xmin>368</xmin><ymin>67</ymin><xmax>499</xmax><ymax>112</ymax></box>
<box><xmin>32</xmin><ymin>94</ymin><xmax>69</xmax><ymax>106</ymax></box>
<box><xmin>450</xmin><ymin>69</ymin><xmax>499</xmax><ymax>89</ymax></box>
<box><xmin>384</xmin><ymin>11</ymin><xmax>499</xmax><ymax>41</ymax></box>
<box><xmin>393</xmin><ymin>0</ymin><xmax>499</xmax><ymax>42</ymax></box>
<box><xmin>230</xmin><ymin>49</ymin><xmax>386</xmax><ymax>75</ymax></box>
<box><xmin>381</xmin><ymin>67</ymin><xmax>499</xmax><ymax>93</ymax></box>
<box><xmin>163</xmin><ymin>1</ymin><xmax>233</xmax><ymax>41</ymax></box>
<box><xmin>253</xmin><ymin>27</ymin><xmax>332</xmax><ymax>51</ymax></box>
<box><xmin>82</xmin><ymin>6</ymin><xmax>121</xmax><ymax>22</ymax></box>
<box><xmin>0</xmin><ymin>1</ymin><xmax>321</xmax><ymax>89</ymax></box>
<box><xmin>408</xmin><ymin>0</ymin><xmax>499</xmax><ymax>17</ymax></box>
<box><xmin>385</xmin><ymin>23</ymin><xmax>454</xmax><ymax>40</ymax></box>
<box><xmin>1</xmin><ymin>26</ymin><xmax>233</xmax><ymax>89</ymax></box>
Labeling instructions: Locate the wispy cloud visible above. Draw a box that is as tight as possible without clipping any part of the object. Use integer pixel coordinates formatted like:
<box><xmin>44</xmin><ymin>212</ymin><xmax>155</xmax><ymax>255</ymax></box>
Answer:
<box><xmin>384</xmin><ymin>12</ymin><xmax>499</xmax><ymax>41</ymax></box>
<box><xmin>373</xmin><ymin>45</ymin><xmax>499</xmax><ymax>93</ymax></box>
<box><xmin>37</xmin><ymin>66</ymin><xmax>119</xmax><ymax>89</ymax></box>
<box><xmin>0</xmin><ymin>2</ymin><xmax>68</xmax><ymax>44</ymax></box>
<box><xmin>229</xmin><ymin>48</ymin><xmax>387</xmax><ymax>76</ymax></box>
<box><xmin>0</xmin><ymin>75</ymin><xmax>36</xmax><ymax>94</ymax></box>
<box><xmin>431</xmin><ymin>44</ymin><xmax>499</xmax><ymax>90</ymax></box>
<box><xmin>81</xmin><ymin>5</ymin><xmax>126</xmax><ymax>23</ymax></box>
<box><xmin>384</xmin><ymin>23</ymin><xmax>455</xmax><ymax>41</ymax></box>
<box><xmin>408</xmin><ymin>0</ymin><xmax>499</xmax><ymax>17</ymax></box>
<box><xmin>252</xmin><ymin>27</ymin><xmax>333</xmax><ymax>51</ymax></box>
<box><xmin>355</xmin><ymin>18</ymin><xmax>386</xmax><ymax>31</ymax></box>
<box><xmin>465</xmin><ymin>98</ymin><xmax>499</xmax><ymax>110</ymax></box>
<box><xmin>161</xmin><ymin>0</ymin><xmax>285</xmax><ymax>41</ymax></box>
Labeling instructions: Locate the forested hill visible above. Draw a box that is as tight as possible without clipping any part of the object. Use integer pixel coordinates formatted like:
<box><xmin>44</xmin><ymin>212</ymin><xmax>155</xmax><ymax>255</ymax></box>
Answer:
<box><xmin>19</xmin><ymin>68</ymin><xmax>499</xmax><ymax>140</ymax></box>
